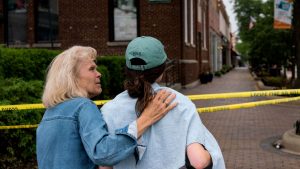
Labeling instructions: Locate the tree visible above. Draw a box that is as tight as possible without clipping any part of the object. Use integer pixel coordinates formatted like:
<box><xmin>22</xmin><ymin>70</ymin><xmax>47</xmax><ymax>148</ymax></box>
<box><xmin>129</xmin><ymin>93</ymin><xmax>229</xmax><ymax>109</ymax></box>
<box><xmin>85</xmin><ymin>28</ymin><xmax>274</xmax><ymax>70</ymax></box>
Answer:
<box><xmin>236</xmin><ymin>41</ymin><xmax>250</xmax><ymax>62</ymax></box>
<box><xmin>233</xmin><ymin>0</ymin><xmax>293</xmax><ymax>74</ymax></box>
<box><xmin>234</xmin><ymin>0</ymin><xmax>263</xmax><ymax>42</ymax></box>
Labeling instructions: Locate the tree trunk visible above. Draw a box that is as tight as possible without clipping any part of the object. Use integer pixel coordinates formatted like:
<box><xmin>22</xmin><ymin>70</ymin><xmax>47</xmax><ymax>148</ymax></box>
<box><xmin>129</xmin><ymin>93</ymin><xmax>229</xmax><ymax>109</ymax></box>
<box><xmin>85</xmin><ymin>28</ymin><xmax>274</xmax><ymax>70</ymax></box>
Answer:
<box><xmin>292</xmin><ymin>0</ymin><xmax>300</xmax><ymax>87</ymax></box>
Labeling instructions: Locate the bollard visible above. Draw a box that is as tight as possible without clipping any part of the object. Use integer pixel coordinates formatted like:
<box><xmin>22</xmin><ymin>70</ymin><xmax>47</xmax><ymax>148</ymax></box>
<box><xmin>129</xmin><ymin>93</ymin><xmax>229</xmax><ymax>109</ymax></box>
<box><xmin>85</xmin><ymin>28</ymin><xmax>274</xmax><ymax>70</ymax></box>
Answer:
<box><xmin>295</xmin><ymin>120</ymin><xmax>300</xmax><ymax>135</ymax></box>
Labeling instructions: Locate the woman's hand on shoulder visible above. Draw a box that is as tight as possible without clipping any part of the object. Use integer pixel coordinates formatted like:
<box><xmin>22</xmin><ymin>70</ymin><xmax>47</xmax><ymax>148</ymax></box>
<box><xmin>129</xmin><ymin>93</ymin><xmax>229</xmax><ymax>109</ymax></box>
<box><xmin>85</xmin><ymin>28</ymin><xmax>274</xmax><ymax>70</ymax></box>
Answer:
<box><xmin>145</xmin><ymin>89</ymin><xmax>177</xmax><ymax>124</ymax></box>
<box><xmin>136</xmin><ymin>89</ymin><xmax>177</xmax><ymax>137</ymax></box>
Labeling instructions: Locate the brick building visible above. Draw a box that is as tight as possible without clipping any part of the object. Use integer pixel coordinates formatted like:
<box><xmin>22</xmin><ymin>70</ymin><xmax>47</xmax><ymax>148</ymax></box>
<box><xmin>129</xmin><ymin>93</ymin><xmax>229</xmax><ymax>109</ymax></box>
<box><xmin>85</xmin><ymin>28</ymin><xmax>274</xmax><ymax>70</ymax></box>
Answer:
<box><xmin>209</xmin><ymin>0</ymin><xmax>221</xmax><ymax>72</ymax></box>
<box><xmin>0</xmin><ymin>0</ymin><xmax>231</xmax><ymax>88</ymax></box>
<box><xmin>218</xmin><ymin>0</ymin><xmax>231</xmax><ymax>67</ymax></box>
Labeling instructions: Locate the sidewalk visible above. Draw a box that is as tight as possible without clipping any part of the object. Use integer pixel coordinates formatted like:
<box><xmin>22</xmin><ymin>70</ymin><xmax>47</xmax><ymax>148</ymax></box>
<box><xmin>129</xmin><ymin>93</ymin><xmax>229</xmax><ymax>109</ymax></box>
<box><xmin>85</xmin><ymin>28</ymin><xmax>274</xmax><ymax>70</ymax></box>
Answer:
<box><xmin>180</xmin><ymin>67</ymin><xmax>300</xmax><ymax>169</ymax></box>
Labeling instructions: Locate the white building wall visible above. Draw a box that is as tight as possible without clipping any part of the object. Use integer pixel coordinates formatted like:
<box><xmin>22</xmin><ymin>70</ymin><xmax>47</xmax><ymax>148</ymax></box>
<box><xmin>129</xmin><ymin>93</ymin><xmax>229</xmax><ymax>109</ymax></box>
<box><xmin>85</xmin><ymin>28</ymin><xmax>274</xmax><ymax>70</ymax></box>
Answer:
<box><xmin>219</xmin><ymin>11</ymin><xmax>230</xmax><ymax>41</ymax></box>
<box><xmin>210</xmin><ymin>31</ymin><xmax>222</xmax><ymax>72</ymax></box>
<box><xmin>219</xmin><ymin>10</ymin><xmax>231</xmax><ymax>66</ymax></box>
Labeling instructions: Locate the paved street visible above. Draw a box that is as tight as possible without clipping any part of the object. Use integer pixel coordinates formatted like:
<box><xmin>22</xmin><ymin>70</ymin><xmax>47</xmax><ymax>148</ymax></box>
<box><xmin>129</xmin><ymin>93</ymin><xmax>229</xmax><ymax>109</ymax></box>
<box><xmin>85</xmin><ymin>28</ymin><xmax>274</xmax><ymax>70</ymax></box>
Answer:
<box><xmin>180</xmin><ymin>67</ymin><xmax>300</xmax><ymax>169</ymax></box>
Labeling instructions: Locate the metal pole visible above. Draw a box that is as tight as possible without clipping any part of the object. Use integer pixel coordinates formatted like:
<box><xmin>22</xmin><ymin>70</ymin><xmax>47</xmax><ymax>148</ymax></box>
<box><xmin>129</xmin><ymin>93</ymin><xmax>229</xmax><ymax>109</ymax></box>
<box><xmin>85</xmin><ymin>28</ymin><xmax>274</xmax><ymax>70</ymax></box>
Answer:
<box><xmin>48</xmin><ymin>0</ymin><xmax>53</xmax><ymax>49</ymax></box>
<box><xmin>292</xmin><ymin>0</ymin><xmax>300</xmax><ymax>86</ymax></box>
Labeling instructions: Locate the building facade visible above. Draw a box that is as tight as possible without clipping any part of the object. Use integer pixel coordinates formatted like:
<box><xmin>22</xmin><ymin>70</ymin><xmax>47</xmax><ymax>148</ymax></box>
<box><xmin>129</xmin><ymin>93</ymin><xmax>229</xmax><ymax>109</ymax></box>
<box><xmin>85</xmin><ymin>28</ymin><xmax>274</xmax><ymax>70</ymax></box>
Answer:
<box><xmin>197</xmin><ymin>0</ymin><xmax>210</xmax><ymax>74</ymax></box>
<box><xmin>218</xmin><ymin>0</ymin><xmax>231</xmax><ymax>67</ymax></box>
<box><xmin>0</xmin><ymin>0</ymin><xmax>232</xmax><ymax>88</ymax></box>
<box><xmin>209</xmin><ymin>0</ymin><xmax>221</xmax><ymax>72</ymax></box>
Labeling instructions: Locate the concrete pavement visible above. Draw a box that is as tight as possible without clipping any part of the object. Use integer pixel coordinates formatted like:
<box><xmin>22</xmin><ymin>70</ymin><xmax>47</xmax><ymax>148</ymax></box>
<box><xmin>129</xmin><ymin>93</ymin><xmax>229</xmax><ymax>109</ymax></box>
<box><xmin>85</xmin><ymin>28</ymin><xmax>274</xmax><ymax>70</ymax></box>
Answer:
<box><xmin>180</xmin><ymin>67</ymin><xmax>300</xmax><ymax>169</ymax></box>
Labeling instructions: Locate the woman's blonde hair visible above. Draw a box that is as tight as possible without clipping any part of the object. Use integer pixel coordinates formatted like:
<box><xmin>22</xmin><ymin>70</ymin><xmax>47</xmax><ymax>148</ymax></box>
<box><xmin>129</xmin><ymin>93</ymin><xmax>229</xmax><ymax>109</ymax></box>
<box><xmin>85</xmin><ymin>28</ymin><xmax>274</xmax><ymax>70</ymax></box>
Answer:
<box><xmin>42</xmin><ymin>46</ymin><xmax>97</xmax><ymax>108</ymax></box>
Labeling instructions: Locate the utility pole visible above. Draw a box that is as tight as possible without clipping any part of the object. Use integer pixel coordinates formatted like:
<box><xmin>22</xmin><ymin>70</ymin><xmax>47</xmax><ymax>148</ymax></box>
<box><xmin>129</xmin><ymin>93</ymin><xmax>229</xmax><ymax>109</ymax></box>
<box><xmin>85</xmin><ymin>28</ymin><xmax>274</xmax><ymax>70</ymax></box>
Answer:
<box><xmin>293</xmin><ymin>0</ymin><xmax>300</xmax><ymax>87</ymax></box>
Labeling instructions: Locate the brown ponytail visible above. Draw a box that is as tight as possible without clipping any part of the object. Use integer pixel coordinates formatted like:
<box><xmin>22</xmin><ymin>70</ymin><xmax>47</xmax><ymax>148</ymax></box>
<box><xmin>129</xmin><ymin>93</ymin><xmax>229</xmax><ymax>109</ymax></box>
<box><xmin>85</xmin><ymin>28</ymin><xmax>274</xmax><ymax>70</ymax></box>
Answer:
<box><xmin>124</xmin><ymin>63</ymin><xmax>166</xmax><ymax>116</ymax></box>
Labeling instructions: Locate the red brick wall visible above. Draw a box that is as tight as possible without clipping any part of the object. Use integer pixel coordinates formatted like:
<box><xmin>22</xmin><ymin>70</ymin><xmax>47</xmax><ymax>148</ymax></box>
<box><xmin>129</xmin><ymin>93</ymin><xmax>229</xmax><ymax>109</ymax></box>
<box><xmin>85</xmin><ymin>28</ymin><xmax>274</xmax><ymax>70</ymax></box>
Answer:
<box><xmin>59</xmin><ymin>0</ymin><xmax>128</xmax><ymax>55</ymax></box>
<box><xmin>59</xmin><ymin>0</ymin><xmax>182</xmax><ymax>58</ymax></box>
<box><xmin>201</xmin><ymin>0</ymin><xmax>210</xmax><ymax>72</ymax></box>
<box><xmin>27</xmin><ymin>0</ymin><xmax>35</xmax><ymax>45</ymax></box>
<box><xmin>181</xmin><ymin>46</ymin><xmax>198</xmax><ymax>85</ymax></box>
<box><xmin>201</xmin><ymin>50</ymin><xmax>210</xmax><ymax>71</ymax></box>
<box><xmin>2</xmin><ymin>0</ymin><xmax>183</xmax><ymax>84</ymax></box>
<box><xmin>59</xmin><ymin>0</ymin><xmax>119</xmax><ymax>54</ymax></box>
<box><xmin>139</xmin><ymin>1</ymin><xmax>182</xmax><ymax>61</ymax></box>
<box><xmin>1</xmin><ymin>0</ymin><xmax>183</xmax><ymax>58</ymax></box>
<box><xmin>59</xmin><ymin>0</ymin><xmax>182</xmax><ymax>83</ymax></box>
<box><xmin>183</xmin><ymin>46</ymin><xmax>196</xmax><ymax>60</ymax></box>
<box><xmin>181</xmin><ymin>0</ymin><xmax>199</xmax><ymax>86</ymax></box>
<box><xmin>139</xmin><ymin>1</ymin><xmax>182</xmax><ymax>84</ymax></box>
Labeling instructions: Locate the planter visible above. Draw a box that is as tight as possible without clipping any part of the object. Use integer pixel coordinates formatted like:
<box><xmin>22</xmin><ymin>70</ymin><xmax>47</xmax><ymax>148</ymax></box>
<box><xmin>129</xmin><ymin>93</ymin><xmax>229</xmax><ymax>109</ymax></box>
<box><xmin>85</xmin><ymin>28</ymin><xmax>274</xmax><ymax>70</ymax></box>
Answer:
<box><xmin>199</xmin><ymin>74</ymin><xmax>208</xmax><ymax>84</ymax></box>
<box><xmin>207</xmin><ymin>73</ymin><xmax>213</xmax><ymax>82</ymax></box>
<box><xmin>199</xmin><ymin>72</ymin><xmax>213</xmax><ymax>84</ymax></box>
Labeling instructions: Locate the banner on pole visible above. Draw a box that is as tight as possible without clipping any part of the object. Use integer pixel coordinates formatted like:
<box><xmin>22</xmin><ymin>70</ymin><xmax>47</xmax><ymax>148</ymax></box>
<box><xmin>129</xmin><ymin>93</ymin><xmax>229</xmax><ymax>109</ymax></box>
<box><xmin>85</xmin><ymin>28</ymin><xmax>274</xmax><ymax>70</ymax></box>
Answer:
<box><xmin>274</xmin><ymin>0</ymin><xmax>293</xmax><ymax>29</ymax></box>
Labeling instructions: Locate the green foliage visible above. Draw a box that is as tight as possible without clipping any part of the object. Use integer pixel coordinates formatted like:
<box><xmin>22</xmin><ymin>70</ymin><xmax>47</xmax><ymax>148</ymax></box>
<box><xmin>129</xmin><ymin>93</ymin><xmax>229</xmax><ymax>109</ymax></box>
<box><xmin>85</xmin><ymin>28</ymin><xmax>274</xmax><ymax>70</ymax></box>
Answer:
<box><xmin>0</xmin><ymin>47</ymin><xmax>58</xmax><ymax>168</ymax></box>
<box><xmin>96</xmin><ymin>56</ymin><xmax>126</xmax><ymax>97</ymax></box>
<box><xmin>234</xmin><ymin>0</ymin><xmax>293</xmax><ymax>73</ymax></box>
<box><xmin>234</xmin><ymin>0</ymin><xmax>264</xmax><ymax>42</ymax></box>
<box><xmin>236</xmin><ymin>42</ymin><xmax>250</xmax><ymax>61</ymax></box>
<box><xmin>95</xmin><ymin>65</ymin><xmax>111</xmax><ymax>100</ymax></box>
<box><xmin>214</xmin><ymin>71</ymin><xmax>222</xmax><ymax>77</ymax></box>
<box><xmin>0</xmin><ymin>78</ymin><xmax>44</xmax><ymax>104</ymax></box>
<box><xmin>0</xmin><ymin>47</ymin><xmax>59</xmax><ymax>80</ymax></box>
<box><xmin>0</xmin><ymin>110</ymin><xmax>42</xmax><ymax>169</ymax></box>
<box><xmin>255</xmin><ymin>69</ymin><xmax>269</xmax><ymax>77</ymax></box>
<box><xmin>0</xmin><ymin>47</ymin><xmax>127</xmax><ymax>168</ymax></box>
<box><xmin>0</xmin><ymin>78</ymin><xmax>44</xmax><ymax>168</ymax></box>
<box><xmin>0</xmin><ymin>48</ymin><xmax>127</xmax><ymax>168</ymax></box>
<box><xmin>221</xmin><ymin>65</ymin><xmax>232</xmax><ymax>74</ymax></box>
<box><xmin>261</xmin><ymin>76</ymin><xmax>285</xmax><ymax>87</ymax></box>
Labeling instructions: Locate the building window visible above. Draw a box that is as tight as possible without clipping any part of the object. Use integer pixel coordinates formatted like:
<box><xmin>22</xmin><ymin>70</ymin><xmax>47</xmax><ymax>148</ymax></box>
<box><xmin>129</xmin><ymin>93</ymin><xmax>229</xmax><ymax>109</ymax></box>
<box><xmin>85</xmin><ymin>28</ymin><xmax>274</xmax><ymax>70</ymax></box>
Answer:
<box><xmin>197</xmin><ymin>0</ymin><xmax>201</xmax><ymax>23</ymax></box>
<box><xmin>184</xmin><ymin>0</ymin><xmax>195</xmax><ymax>46</ymax></box>
<box><xmin>198</xmin><ymin>0</ymin><xmax>207</xmax><ymax>50</ymax></box>
<box><xmin>184</xmin><ymin>0</ymin><xmax>188</xmax><ymax>44</ymax></box>
<box><xmin>202</xmin><ymin>11</ymin><xmax>207</xmax><ymax>49</ymax></box>
<box><xmin>6</xmin><ymin>0</ymin><xmax>28</xmax><ymax>44</ymax></box>
<box><xmin>190</xmin><ymin>0</ymin><xmax>194</xmax><ymax>46</ymax></box>
<box><xmin>109</xmin><ymin>0</ymin><xmax>138</xmax><ymax>41</ymax></box>
<box><xmin>36</xmin><ymin>0</ymin><xmax>59</xmax><ymax>43</ymax></box>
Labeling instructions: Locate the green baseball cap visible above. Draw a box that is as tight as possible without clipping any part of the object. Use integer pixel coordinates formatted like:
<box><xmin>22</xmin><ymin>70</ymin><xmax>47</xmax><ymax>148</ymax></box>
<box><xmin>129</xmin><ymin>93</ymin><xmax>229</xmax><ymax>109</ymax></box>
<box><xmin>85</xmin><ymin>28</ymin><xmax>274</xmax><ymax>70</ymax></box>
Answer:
<box><xmin>126</xmin><ymin>36</ymin><xmax>167</xmax><ymax>71</ymax></box>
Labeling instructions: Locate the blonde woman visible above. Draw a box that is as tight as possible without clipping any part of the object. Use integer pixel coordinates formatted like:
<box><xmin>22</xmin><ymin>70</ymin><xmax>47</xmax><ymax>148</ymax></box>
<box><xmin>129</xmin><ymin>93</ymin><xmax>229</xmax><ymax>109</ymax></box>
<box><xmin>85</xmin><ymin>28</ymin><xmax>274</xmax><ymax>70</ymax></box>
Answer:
<box><xmin>36</xmin><ymin>46</ymin><xmax>177</xmax><ymax>169</ymax></box>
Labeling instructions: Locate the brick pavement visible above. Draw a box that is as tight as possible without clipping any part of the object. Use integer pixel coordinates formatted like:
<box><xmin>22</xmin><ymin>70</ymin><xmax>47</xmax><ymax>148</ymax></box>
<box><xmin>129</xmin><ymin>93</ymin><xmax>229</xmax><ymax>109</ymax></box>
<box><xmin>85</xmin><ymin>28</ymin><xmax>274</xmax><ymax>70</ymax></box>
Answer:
<box><xmin>180</xmin><ymin>67</ymin><xmax>300</xmax><ymax>169</ymax></box>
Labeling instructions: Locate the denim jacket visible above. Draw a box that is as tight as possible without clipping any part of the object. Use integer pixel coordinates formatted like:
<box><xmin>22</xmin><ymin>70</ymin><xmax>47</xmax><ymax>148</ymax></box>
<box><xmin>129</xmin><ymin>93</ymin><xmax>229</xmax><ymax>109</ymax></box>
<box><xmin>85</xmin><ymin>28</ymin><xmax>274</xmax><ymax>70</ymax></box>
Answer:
<box><xmin>36</xmin><ymin>97</ymin><xmax>138</xmax><ymax>169</ymax></box>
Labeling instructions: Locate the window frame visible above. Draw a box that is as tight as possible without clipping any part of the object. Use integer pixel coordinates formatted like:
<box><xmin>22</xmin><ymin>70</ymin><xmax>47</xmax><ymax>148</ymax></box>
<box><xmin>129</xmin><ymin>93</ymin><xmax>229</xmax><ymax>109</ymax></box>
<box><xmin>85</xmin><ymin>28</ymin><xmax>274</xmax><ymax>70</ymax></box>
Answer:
<box><xmin>108</xmin><ymin>0</ymin><xmax>140</xmax><ymax>42</ymax></box>
<box><xmin>34</xmin><ymin>0</ymin><xmax>59</xmax><ymax>43</ymax></box>
<box><xmin>4</xmin><ymin>0</ymin><xmax>29</xmax><ymax>45</ymax></box>
<box><xmin>184</xmin><ymin>0</ymin><xmax>195</xmax><ymax>47</ymax></box>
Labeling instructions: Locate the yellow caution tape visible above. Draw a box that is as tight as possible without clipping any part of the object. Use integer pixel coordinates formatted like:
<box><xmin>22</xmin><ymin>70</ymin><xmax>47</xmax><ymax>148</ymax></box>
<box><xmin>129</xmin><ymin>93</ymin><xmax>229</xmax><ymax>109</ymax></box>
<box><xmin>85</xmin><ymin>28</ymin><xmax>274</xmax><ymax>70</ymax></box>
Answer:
<box><xmin>188</xmin><ymin>89</ymin><xmax>300</xmax><ymax>100</ymax></box>
<box><xmin>94</xmin><ymin>100</ymin><xmax>110</xmax><ymax>106</ymax></box>
<box><xmin>0</xmin><ymin>103</ymin><xmax>45</xmax><ymax>111</ymax></box>
<box><xmin>1</xmin><ymin>89</ymin><xmax>299</xmax><ymax>112</ymax></box>
<box><xmin>198</xmin><ymin>96</ymin><xmax>300</xmax><ymax>113</ymax></box>
<box><xmin>2</xmin><ymin>96</ymin><xmax>300</xmax><ymax>129</ymax></box>
<box><xmin>1</xmin><ymin>89</ymin><xmax>300</xmax><ymax>129</ymax></box>
<box><xmin>0</xmin><ymin>124</ymin><xmax>38</xmax><ymax>130</ymax></box>
<box><xmin>0</xmin><ymin>100</ymin><xmax>111</xmax><ymax>112</ymax></box>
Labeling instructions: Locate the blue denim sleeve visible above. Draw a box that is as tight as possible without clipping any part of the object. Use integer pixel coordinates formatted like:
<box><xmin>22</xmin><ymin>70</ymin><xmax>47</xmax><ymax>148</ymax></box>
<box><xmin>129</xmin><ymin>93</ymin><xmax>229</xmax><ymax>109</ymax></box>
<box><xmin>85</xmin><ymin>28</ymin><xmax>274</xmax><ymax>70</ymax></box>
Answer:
<box><xmin>78</xmin><ymin>100</ymin><xmax>138</xmax><ymax>166</ymax></box>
